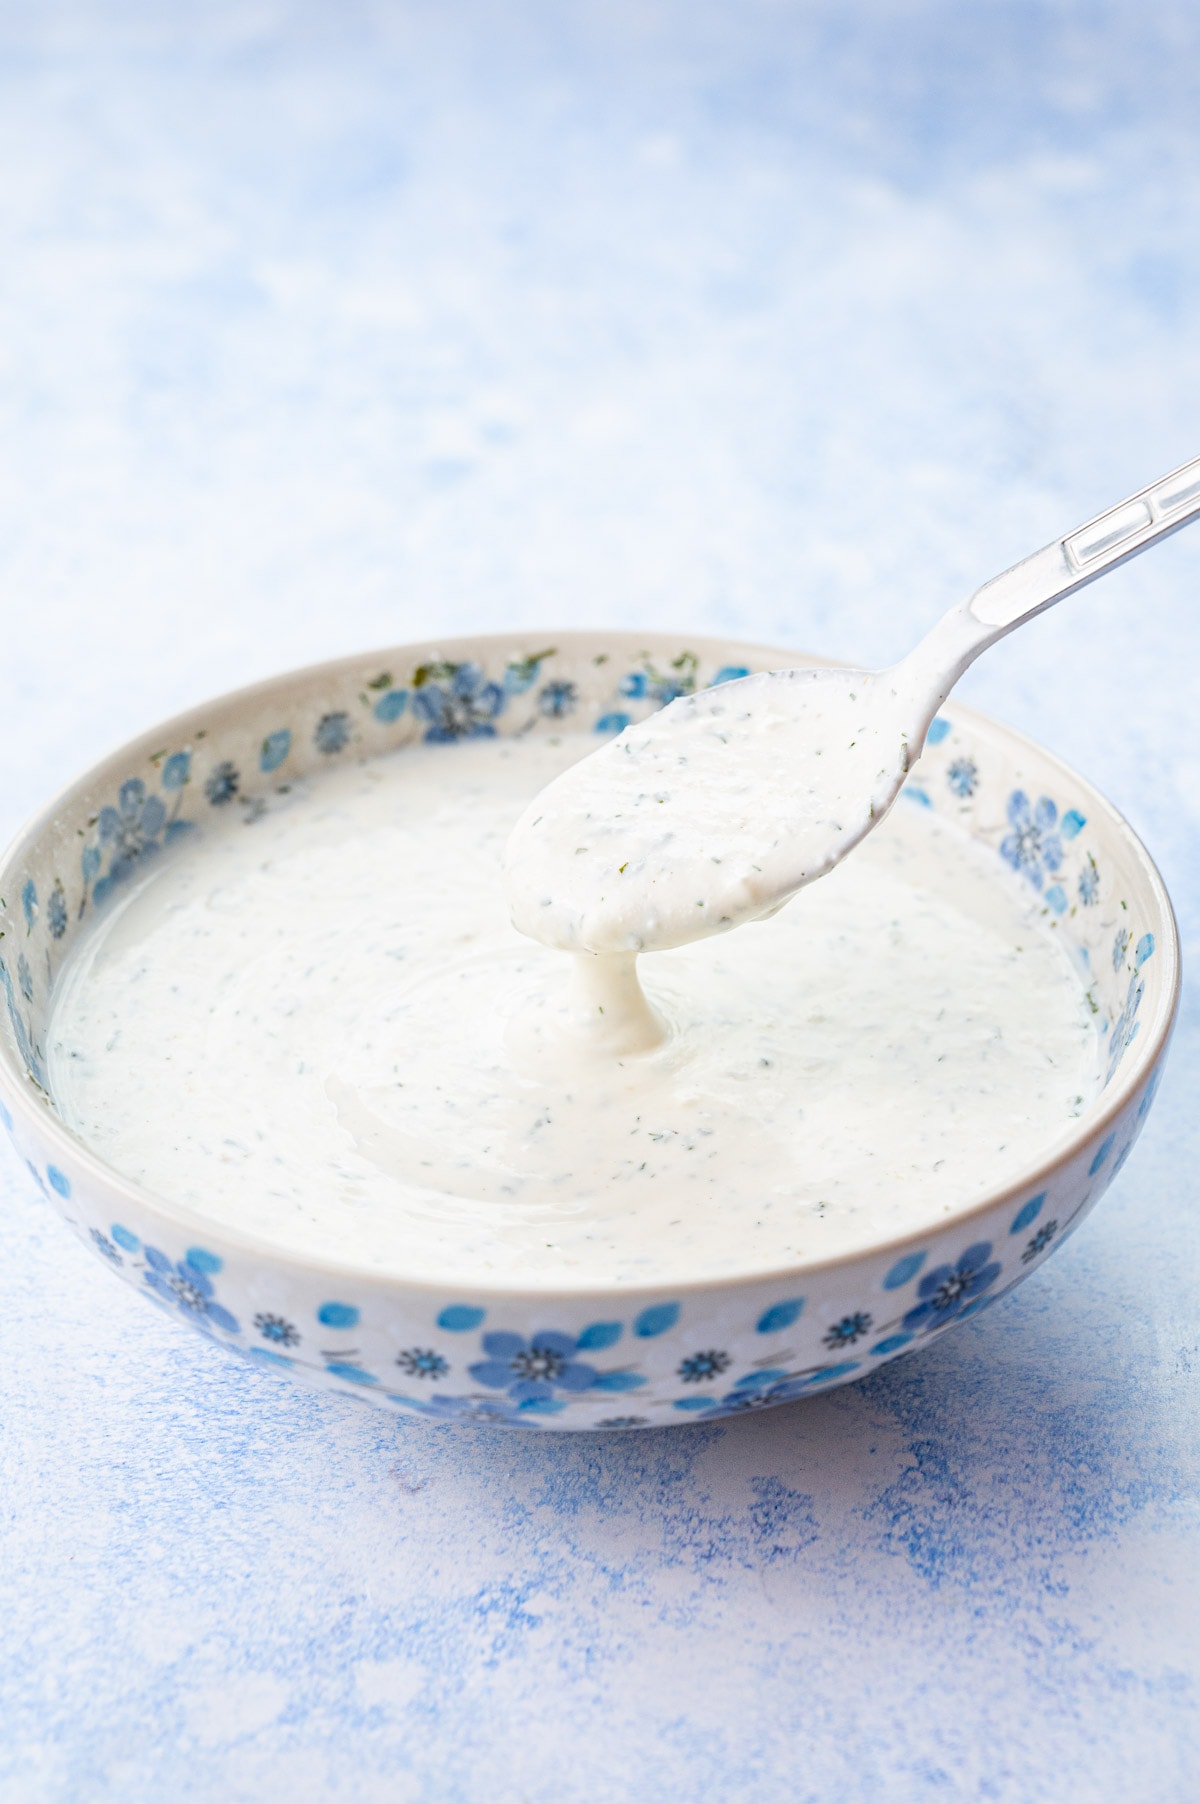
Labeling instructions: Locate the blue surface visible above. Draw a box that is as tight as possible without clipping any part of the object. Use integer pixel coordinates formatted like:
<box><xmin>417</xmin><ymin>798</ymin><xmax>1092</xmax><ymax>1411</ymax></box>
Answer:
<box><xmin>1</xmin><ymin>4</ymin><xmax>1198</xmax><ymax>1798</ymax></box>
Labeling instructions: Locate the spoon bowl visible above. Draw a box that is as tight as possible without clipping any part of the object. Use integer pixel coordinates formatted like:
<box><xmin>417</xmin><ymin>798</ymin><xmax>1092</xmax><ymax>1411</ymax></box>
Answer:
<box><xmin>505</xmin><ymin>664</ymin><xmax>913</xmax><ymax>954</ymax></box>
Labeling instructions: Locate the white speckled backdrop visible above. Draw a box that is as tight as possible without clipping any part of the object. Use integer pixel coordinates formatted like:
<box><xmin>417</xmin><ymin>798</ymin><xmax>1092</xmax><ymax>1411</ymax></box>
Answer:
<box><xmin>1</xmin><ymin>4</ymin><xmax>1198</xmax><ymax>1799</ymax></box>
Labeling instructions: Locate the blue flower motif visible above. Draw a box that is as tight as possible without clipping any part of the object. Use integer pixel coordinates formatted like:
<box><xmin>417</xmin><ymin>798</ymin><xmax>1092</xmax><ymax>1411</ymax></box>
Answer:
<box><xmin>678</xmin><ymin>1349</ymin><xmax>731</xmax><ymax>1383</ymax></box>
<box><xmin>22</xmin><ymin>879</ymin><xmax>38</xmax><ymax>929</ymax></box>
<box><xmin>95</xmin><ymin>779</ymin><xmax>167</xmax><ymax>897</ymax></box>
<box><xmin>254</xmin><ymin>1311</ymin><xmax>299</xmax><ymax>1347</ymax></box>
<box><xmin>538</xmin><ymin>679</ymin><xmax>578</xmax><ymax>719</ymax></box>
<box><xmin>1112</xmin><ymin>927</ymin><xmax>1129</xmax><ymax>970</ymax></box>
<box><xmin>143</xmin><ymin>1246</ymin><xmax>239</xmax><ymax>1333</ymax></box>
<box><xmin>204</xmin><ymin>761</ymin><xmax>239</xmax><ymax>807</ymax></box>
<box><xmin>315</xmin><ymin>711</ymin><xmax>351</xmax><ymax>755</ymax></box>
<box><xmin>469</xmin><ymin>1329</ymin><xmax>597</xmax><ymax>1403</ymax></box>
<box><xmin>1078</xmin><ymin>854</ymin><xmax>1100</xmax><ymax>906</ymax></box>
<box><xmin>89</xmin><ymin>1228</ymin><xmax>123</xmax><ymax>1264</ymax></box>
<box><xmin>1107</xmin><ymin>970</ymin><xmax>1145</xmax><ymax>1080</ymax></box>
<box><xmin>47</xmin><ymin>882</ymin><xmax>68</xmax><ymax>939</ymax></box>
<box><xmin>947</xmin><ymin>756</ymin><xmax>978</xmax><ymax>798</ymax></box>
<box><xmin>902</xmin><ymin>1242</ymin><xmax>1001</xmax><ymax>1332</ymax></box>
<box><xmin>822</xmin><ymin>1311</ymin><xmax>872</xmax><ymax>1349</ymax></box>
<box><xmin>1021</xmin><ymin>1221</ymin><xmax>1058</xmax><ymax>1263</ymax></box>
<box><xmin>413</xmin><ymin>664</ymin><xmax>505</xmax><ymax>743</ymax></box>
<box><xmin>396</xmin><ymin>1347</ymin><xmax>450</xmax><ymax>1380</ymax></box>
<box><xmin>595</xmin><ymin>710</ymin><xmax>631</xmax><ymax>734</ymax></box>
<box><xmin>1000</xmin><ymin>792</ymin><xmax>1062</xmax><ymax>890</ymax></box>
<box><xmin>0</xmin><ymin>956</ymin><xmax>44</xmax><ymax>1085</ymax></box>
<box><xmin>596</xmin><ymin>1415</ymin><xmax>649</xmax><ymax>1428</ymax></box>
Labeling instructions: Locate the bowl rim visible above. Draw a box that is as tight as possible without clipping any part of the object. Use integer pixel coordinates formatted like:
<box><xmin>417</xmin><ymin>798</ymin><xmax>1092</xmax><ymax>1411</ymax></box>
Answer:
<box><xmin>0</xmin><ymin>628</ymin><xmax>1182</xmax><ymax>1302</ymax></box>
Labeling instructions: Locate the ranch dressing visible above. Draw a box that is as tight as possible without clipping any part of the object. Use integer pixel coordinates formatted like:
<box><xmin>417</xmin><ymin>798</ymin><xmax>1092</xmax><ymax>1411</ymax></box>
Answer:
<box><xmin>504</xmin><ymin>669</ymin><xmax>909</xmax><ymax>959</ymax></box>
<box><xmin>47</xmin><ymin>732</ymin><xmax>1102</xmax><ymax>1288</ymax></box>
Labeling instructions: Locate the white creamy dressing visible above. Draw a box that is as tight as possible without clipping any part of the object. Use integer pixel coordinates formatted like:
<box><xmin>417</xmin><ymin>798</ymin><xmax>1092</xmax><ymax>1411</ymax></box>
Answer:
<box><xmin>504</xmin><ymin>667</ymin><xmax>913</xmax><ymax>957</ymax></box>
<box><xmin>48</xmin><ymin>731</ymin><xmax>1102</xmax><ymax>1288</ymax></box>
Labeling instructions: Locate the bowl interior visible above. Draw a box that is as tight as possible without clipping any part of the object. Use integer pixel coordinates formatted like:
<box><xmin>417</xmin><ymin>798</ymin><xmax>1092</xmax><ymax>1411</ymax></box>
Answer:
<box><xmin>0</xmin><ymin>631</ymin><xmax>1178</xmax><ymax>1281</ymax></box>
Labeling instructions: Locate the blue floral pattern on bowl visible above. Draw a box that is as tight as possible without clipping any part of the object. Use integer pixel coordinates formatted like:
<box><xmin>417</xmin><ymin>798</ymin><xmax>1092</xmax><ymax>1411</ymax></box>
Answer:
<box><xmin>144</xmin><ymin>1245</ymin><xmax>240</xmax><ymax>1333</ymax></box>
<box><xmin>901</xmin><ymin>1242</ymin><xmax>1002</xmax><ymax>1332</ymax></box>
<box><xmin>469</xmin><ymin>1330</ymin><xmax>601</xmax><ymax>1404</ymax></box>
<box><xmin>89</xmin><ymin>778</ymin><xmax>195</xmax><ymax>906</ymax></box>
<box><xmin>412</xmin><ymin>662</ymin><xmax>505</xmax><ymax>742</ymax></box>
<box><xmin>1000</xmin><ymin>791</ymin><xmax>1063</xmax><ymax>891</ymax></box>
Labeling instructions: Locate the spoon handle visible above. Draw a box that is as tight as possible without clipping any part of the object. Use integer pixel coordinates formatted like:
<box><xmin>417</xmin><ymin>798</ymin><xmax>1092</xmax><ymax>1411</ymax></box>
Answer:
<box><xmin>968</xmin><ymin>452</ymin><xmax>1200</xmax><ymax>632</ymax></box>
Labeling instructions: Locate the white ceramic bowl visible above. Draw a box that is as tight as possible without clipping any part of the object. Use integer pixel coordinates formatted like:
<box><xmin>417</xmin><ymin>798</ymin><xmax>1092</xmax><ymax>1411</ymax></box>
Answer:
<box><xmin>0</xmin><ymin>633</ymin><xmax>1180</xmax><ymax>1429</ymax></box>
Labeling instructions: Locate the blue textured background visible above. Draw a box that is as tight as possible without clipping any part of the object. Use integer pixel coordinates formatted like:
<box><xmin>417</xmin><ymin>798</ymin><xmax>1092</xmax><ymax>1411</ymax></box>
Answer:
<box><xmin>2</xmin><ymin>5</ymin><xmax>1198</xmax><ymax>1798</ymax></box>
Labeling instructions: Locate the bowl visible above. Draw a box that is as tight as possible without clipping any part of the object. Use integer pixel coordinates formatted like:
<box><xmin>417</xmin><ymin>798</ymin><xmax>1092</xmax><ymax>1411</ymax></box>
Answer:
<box><xmin>0</xmin><ymin>632</ymin><xmax>1180</xmax><ymax>1429</ymax></box>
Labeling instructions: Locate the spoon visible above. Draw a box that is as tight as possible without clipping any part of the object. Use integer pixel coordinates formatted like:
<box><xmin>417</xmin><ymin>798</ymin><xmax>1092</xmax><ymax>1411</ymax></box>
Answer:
<box><xmin>505</xmin><ymin>454</ymin><xmax>1200</xmax><ymax>958</ymax></box>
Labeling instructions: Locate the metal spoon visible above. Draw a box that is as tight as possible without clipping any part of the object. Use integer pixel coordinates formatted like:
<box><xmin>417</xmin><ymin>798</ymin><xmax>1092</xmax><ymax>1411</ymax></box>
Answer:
<box><xmin>505</xmin><ymin>454</ymin><xmax>1200</xmax><ymax>956</ymax></box>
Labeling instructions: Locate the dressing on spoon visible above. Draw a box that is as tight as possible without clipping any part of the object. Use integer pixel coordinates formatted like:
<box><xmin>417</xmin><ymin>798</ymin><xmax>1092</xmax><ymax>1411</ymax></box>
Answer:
<box><xmin>505</xmin><ymin>453</ymin><xmax>1200</xmax><ymax>1042</ymax></box>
